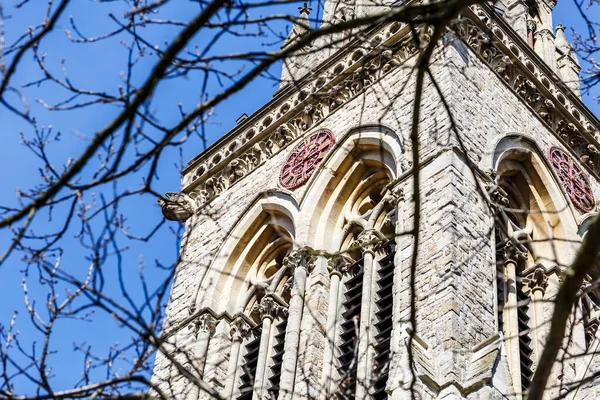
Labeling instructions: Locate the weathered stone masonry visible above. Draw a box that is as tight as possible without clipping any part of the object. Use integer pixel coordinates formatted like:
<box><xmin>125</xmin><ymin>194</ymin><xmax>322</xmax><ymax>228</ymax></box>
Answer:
<box><xmin>153</xmin><ymin>1</ymin><xmax>600</xmax><ymax>399</ymax></box>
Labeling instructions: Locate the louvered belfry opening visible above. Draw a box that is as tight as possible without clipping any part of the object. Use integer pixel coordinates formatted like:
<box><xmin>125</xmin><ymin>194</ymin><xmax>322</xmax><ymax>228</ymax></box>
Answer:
<box><xmin>267</xmin><ymin>316</ymin><xmax>289</xmax><ymax>399</ymax></box>
<box><xmin>496</xmin><ymin>231</ymin><xmax>505</xmax><ymax>333</ymax></box>
<box><xmin>373</xmin><ymin>241</ymin><xmax>395</xmax><ymax>399</ymax></box>
<box><xmin>237</xmin><ymin>327</ymin><xmax>262</xmax><ymax>400</ymax></box>
<box><xmin>336</xmin><ymin>256</ymin><xmax>364</xmax><ymax>400</ymax></box>
<box><xmin>516</xmin><ymin>272</ymin><xmax>533</xmax><ymax>392</ymax></box>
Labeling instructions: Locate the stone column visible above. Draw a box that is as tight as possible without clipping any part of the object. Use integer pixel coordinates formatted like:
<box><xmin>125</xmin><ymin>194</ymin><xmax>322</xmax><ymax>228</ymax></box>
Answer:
<box><xmin>502</xmin><ymin>240</ymin><xmax>528</xmax><ymax>398</ymax></box>
<box><xmin>526</xmin><ymin>18</ymin><xmax>536</xmax><ymax>49</ymax></box>
<box><xmin>189</xmin><ymin>313</ymin><xmax>216</xmax><ymax>400</ymax></box>
<box><xmin>503</xmin><ymin>0</ymin><xmax>529</xmax><ymax>40</ymax></box>
<box><xmin>224</xmin><ymin>317</ymin><xmax>251</xmax><ymax>400</ymax></box>
<box><xmin>252</xmin><ymin>295</ymin><xmax>286</xmax><ymax>400</ymax></box>
<box><xmin>527</xmin><ymin>266</ymin><xmax>548</xmax><ymax>364</ymax></box>
<box><xmin>321</xmin><ymin>254</ymin><xmax>354</xmax><ymax>396</ymax></box>
<box><xmin>354</xmin><ymin>229</ymin><xmax>385</xmax><ymax>400</ymax></box>
<box><xmin>533</xmin><ymin>0</ymin><xmax>558</xmax><ymax>71</ymax></box>
<box><xmin>279</xmin><ymin>248</ymin><xmax>314</xmax><ymax>400</ymax></box>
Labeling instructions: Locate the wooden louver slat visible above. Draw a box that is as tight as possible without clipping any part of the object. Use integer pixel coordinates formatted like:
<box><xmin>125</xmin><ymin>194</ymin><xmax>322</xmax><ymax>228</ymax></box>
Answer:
<box><xmin>516</xmin><ymin>280</ymin><xmax>533</xmax><ymax>392</ymax></box>
<box><xmin>372</xmin><ymin>243</ymin><xmax>395</xmax><ymax>400</ymax></box>
<box><xmin>237</xmin><ymin>328</ymin><xmax>262</xmax><ymax>400</ymax></box>
<box><xmin>336</xmin><ymin>258</ymin><xmax>364</xmax><ymax>400</ymax></box>
<box><xmin>267</xmin><ymin>316</ymin><xmax>289</xmax><ymax>399</ymax></box>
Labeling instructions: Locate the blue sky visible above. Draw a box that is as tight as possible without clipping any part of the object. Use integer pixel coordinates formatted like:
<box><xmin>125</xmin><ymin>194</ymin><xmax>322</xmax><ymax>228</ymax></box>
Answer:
<box><xmin>0</xmin><ymin>0</ymin><xmax>598</xmax><ymax>394</ymax></box>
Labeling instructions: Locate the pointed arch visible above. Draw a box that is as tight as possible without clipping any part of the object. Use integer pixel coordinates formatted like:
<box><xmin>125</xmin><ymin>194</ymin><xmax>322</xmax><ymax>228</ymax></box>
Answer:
<box><xmin>194</xmin><ymin>191</ymin><xmax>299</xmax><ymax>315</ymax></box>
<box><xmin>492</xmin><ymin>134</ymin><xmax>582</xmax><ymax>395</ymax></box>
<box><xmin>492</xmin><ymin>134</ymin><xmax>580</xmax><ymax>259</ymax></box>
<box><xmin>297</xmin><ymin>124</ymin><xmax>405</xmax><ymax>251</ymax></box>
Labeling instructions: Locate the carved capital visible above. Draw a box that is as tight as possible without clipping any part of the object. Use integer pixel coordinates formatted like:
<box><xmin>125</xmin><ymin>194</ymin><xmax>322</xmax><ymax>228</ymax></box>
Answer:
<box><xmin>194</xmin><ymin>313</ymin><xmax>216</xmax><ymax>337</ymax></box>
<box><xmin>353</xmin><ymin>229</ymin><xmax>386</xmax><ymax>255</ymax></box>
<box><xmin>230</xmin><ymin>317</ymin><xmax>251</xmax><ymax>342</ymax></box>
<box><xmin>385</xmin><ymin>188</ymin><xmax>405</xmax><ymax>206</ymax></box>
<box><xmin>158</xmin><ymin>192</ymin><xmax>195</xmax><ymax>222</ymax></box>
<box><xmin>282</xmin><ymin>247</ymin><xmax>316</xmax><ymax>272</ymax></box>
<box><xmin>503</xmin><ymin>240</ymin><xmax>528</xmax><ymax>264</ymax></box>
<box><xmin>328</xmin><ymin>253</ymin><xmax>355</xmax><ymax>277</ymax></box>
<box><xmin>253</xmin><ymin>295</ymin><xmax>286</xmax><ymax>321</ymax></box>
<box><xmin>527</xmin><ymin>266</ymin><xmax>549</xmax><ymax>295</ymax></box>
<box><xmin>526</xmin><ymin>18</ymin><xmax>537</xmax><ymax>33</ymax></box>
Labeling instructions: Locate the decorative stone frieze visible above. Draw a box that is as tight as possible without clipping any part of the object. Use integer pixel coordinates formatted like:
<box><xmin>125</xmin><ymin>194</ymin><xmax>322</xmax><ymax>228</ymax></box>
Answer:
<box><xmin>180</xmin><ymin>23</ymin><xmax>420</xmax><ymax>205</ymax></box>
<box><xmin>178</xmin><ymin>3</ymin><xmax>600</xmax><ymax>213</ymax></box>
<box><xmin>456</xmin><ymin>5</ymin><xmax>600</xmax><ymax>179</ymax></box>
<box><xmin>157</xmin><ymin>192</ymin><xmax>195</xmax><ymax>221</ymax></box>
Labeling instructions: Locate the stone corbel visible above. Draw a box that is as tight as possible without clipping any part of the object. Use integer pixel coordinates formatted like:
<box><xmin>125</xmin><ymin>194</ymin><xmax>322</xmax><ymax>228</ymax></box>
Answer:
<box><xmin>158</xmin><ymin>192</ymin><xmax>196</xmax><ymax>222</ymax></box>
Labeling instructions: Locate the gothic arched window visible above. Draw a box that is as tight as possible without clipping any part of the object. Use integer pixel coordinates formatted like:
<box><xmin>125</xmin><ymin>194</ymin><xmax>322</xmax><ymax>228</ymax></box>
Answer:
<box><xmin>331</xmin><ymin>170</ymin><xmax>398</xmax><ymax>400</ymax></box>
<box><xmin>492</xmin><ymin>142</ymin><xmax>580</xmax><ymax>397</ymax></box>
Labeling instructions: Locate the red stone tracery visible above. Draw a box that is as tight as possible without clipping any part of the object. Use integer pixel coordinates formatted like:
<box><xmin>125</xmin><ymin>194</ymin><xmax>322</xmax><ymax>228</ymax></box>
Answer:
<box><xmin>548</xmin><ymin>146</ymin><xmax>596</xmax><ymax>213</ymax></box>
<box><xmin>279</xmin><ymin>129</ymin><xmax>335</xmax><ymax>189</ymax></box>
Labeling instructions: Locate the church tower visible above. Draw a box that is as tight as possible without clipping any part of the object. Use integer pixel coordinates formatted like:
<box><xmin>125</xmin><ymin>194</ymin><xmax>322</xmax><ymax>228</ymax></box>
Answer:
<box><xmin>153</xmin><ymin>1</ymin><xmax>600</xmax><ymax>399</ymax></box>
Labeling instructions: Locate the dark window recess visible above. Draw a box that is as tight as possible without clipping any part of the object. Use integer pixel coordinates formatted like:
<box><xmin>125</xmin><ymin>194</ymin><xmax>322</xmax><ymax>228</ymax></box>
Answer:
<box><xmin>517</xmin><ymin>277</ymin><xmax>533</xmax><ymax>392</ymax></box>
<box><xmin>336</xmin><ymin>257</ymin><xmax>364</xmax><ymax>400</ymax></box>
<box><xmin>267</xmin><ymin>316</ymin><xmax>289</xmax><ymax>399</ymax></box>
<box><xmin>496</xmin><ymin>237</ymin><xmax>505</xmax><ymax>333</ymax></box>
<box><xmin>373</xmin><ymin>242</ymin><xmax>395</xmax><ymax>399</ymax></box>
<box><xmin>237</xmin><ymin>328</ymin><xmax>262</xmax><ymax>400</ymax></box>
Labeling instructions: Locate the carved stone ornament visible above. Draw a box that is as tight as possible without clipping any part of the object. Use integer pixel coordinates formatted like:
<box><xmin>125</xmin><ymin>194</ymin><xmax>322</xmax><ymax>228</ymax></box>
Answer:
<box><xmin>230</xmin><ymin>317</ymin><xmax>251</xmax><ymax>341</ymax></box>
<box><xmin>503</xmin><ymin>240</ymin><xmax>528</xmax><ymax>263</ymax></box>
<box><xmin>282</xmin><ymin>247</ymin><xmax>317</xmax><ymax>272</ymax></box>
<box><xmin>193</xmin><ymin>313</ymin><xmax>216</xmax><ymax>337</ymax></box>
<box><xmin>548</xmin><ymin>146</ymin><xmax>596</xmax><ymax>213</ymax></box>
<box><xmin>279</xmin><ymin>129</ymin><xmax>335</xmax><ymax>189</ymax></box>
<box><xmin>526</xmin><ymin>266</ymin><xmax>549</xmax><ymax>294</ymax></box>
<box><xmin>184</xmin><ymin>4</ymin><xmax>600</xmax><ymax>207</ymax></box>
<box><xmin>157</xmin><ymin>192</ymin><xmax>195</xmax><ymax>222</ymax></box>
<box><xmin>352</xmin><ymin>229</ymin><xmax>387</xmax><ymax>254</ymax></box>
<box><xmin>484</xmin><ymin>182</ymin><xmax>509</xmax><ymax>212</ymax></box>
<box><xmin>253</xmin><ymin>295</ymin><xmax>286</xmax><ymax>320</ymax></box>
<box><xmin>327</xmin><ymin>253</ymin><xmax>355</xmax><ymax>275</ymax></box>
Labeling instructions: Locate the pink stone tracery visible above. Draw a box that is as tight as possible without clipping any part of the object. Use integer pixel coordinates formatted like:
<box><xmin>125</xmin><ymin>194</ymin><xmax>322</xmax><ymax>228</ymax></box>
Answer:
<box><xmin>548</xmin><ymin>146</ymin><xmax>596</xmax><ymax>213</ymax></box>
<box><xmin>279</xmin><ymin>129</ymin><xmax>335</xmax><ymax>189</ymax></box>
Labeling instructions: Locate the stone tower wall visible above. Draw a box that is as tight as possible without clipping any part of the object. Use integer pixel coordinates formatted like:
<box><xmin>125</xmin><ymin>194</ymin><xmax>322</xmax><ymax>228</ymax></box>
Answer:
<box><xmin>152</xmin><ymin>4</ymin><xmax>600</xmax><ymax>399</ymax></box>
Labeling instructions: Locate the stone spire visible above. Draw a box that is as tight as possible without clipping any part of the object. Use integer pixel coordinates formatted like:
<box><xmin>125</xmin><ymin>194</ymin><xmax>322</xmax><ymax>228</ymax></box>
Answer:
<box><xmin>279</xmin><ymin>3</ymin><xmax>313</xmax><ymax>89</ymax></box>
<box><xmin>281</xmin><ymin>2</ymin><xmax>312</xmax><ymax>50</ymax></box>
<box><xmin>555</xmin><ymin>23</ymin><xmax>582</xmax><ymax>96</ymax></box>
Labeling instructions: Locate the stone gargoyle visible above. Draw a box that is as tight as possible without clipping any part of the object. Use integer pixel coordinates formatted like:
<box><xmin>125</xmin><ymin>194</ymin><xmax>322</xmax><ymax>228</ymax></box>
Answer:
<box><xmin>157</xmin><ymin>192</ymin><xmax>195</xmax><ymax>222</ymax></box>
